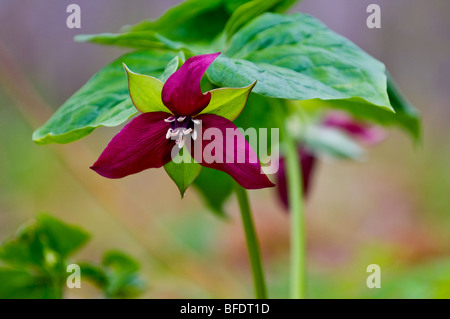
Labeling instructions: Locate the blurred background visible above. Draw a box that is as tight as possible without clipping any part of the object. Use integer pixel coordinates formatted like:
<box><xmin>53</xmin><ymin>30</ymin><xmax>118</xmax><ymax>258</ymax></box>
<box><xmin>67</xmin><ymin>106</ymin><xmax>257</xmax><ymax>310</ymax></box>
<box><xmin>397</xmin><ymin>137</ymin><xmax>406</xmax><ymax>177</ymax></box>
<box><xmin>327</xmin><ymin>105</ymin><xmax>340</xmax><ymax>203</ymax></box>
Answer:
<box><xmin>0</xmin><ymin>0</ymin><xmax>449</xmax><ymax>298</ymax></box>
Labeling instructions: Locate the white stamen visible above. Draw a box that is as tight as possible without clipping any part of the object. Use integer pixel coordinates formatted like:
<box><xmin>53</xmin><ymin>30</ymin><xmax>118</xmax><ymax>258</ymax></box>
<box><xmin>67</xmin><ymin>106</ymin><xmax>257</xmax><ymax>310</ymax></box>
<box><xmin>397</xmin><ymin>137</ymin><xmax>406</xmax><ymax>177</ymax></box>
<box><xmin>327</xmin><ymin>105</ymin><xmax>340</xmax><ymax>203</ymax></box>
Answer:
<box><xmin>165</xmin><ymin>128</ymin><xmax>173</xmax><ymax>139</ymax></box>
<box><xmin>178</xmin><ymin>137</ymin><xmax>185</xmax><ymax>148</ymax></box>
<box><xmin>165</xmin><ymin>119</ymin><xmax>197</xmax><ymax>145</ymax></box>
<box><xmin>164</xmin><ymin>116</ymin><xmax>176</xmax><ymax>123</ymax></box>
<box><xmin>183</xmin><ymin>128</ymin><xmax>193</xmax><ymax>135</ymax></box>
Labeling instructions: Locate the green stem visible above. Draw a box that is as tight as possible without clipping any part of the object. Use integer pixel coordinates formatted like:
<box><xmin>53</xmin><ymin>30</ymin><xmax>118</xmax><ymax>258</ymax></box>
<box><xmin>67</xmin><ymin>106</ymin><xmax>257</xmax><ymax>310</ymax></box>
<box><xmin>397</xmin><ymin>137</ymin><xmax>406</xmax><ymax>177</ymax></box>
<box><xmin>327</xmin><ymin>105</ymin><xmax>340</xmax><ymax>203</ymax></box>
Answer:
<box><xmin>234</xmin><ymin>185</ymin><xmax>268</xmax><ymax>299</ymax></box>
<box><xmin>283</xmin><ymin>122</ymin><xmax>307</xmax><ymax>299</ymax></box>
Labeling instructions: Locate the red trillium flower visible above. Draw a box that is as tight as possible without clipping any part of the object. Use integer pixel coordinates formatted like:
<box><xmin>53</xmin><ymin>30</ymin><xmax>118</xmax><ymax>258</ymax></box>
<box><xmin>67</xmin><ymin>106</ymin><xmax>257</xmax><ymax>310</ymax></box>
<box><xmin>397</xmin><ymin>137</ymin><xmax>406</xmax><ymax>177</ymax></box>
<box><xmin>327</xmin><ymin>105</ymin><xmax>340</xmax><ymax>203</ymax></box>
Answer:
<box><xmin>276</xmin><ymin>112</ymin><xmax>386</xmax><ymax>209</ymax></box>
<box><xmin>91</xmin><ymin>53</ymin><xmax>274</xmax><ymax>190</ymax></box>
<box><xmin>322</xmin><ymin>112</ymin><xmax>386</xmax><ymax>146</ymax></box>
<box><xmin>276</xmin><ymin>147</ymin><xmax>316</xmax><ymax>208</ymax></box>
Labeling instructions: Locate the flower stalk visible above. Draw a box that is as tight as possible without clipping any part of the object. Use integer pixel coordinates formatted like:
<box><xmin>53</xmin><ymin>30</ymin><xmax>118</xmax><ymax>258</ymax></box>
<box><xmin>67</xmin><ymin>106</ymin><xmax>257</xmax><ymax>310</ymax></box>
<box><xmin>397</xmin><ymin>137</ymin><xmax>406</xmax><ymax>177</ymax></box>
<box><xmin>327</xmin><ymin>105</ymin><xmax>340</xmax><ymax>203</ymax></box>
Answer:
<box><xmin>282</xmin><ymin>115</ymin><xmax>307</xmax><ymax>299</ymax></box>
<box><xmin>234</xmin><ymin>185</ymin><xmax>267</xmax><ymax>299</ymax></box>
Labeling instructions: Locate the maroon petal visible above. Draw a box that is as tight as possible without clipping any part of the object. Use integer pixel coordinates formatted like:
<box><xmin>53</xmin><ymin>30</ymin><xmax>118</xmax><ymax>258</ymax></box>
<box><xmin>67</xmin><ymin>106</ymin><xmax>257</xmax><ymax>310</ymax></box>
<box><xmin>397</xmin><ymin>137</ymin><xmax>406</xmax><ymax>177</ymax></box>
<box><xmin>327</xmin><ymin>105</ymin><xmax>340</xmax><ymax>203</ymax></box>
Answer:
<box><xmin>161</xmin><ymin>53</ymin><xmax>220</xmax><ymax>116</ymax></box>
<box><xmin>323</xmin><ymin>112</ymin><xmax>386</xmax><ymax>146</ymax></box>
<box><xmin>276</xmin><ymin>147</ymin><xmax>317</xmax><ymax>209</ymax></box>
<box><xmin>189</xmin><ymin>114</ymin><xmax>274</xmax><ymax>189</ymax></box>
<box><xmin>91</xmin><ymin>112</ymin><xmax>175</xmax><ymax>179</ymax></box>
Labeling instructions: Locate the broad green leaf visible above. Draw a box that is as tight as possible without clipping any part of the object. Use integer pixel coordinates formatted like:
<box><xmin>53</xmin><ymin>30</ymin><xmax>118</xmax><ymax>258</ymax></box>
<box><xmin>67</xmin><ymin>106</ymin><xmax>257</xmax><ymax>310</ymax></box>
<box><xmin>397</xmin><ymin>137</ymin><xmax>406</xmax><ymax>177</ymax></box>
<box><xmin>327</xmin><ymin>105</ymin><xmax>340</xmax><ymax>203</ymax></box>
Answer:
<box><xmin>123</xmin><ymin>64</ymin><xmax>169</xmax><ymax>114</ymax></box>
<box><xmin>207</xmin><ymin>13</ymin><xmax>394</xmax><ymax>116</ymax></box>
<box><xmin>199</xmin><ymin>81</ymin><xmax>256</xmax><ymax>120</ymax></box>
<box><xmin>298</xmin><ymin>90</ymin><xmax>421</xmax><ymax>141</ymax></box>
<box><xmin>193</xmin><ymin>167</ymin><xmax>234</xmax><ymax>218</ymax></box>
<box><xmin>0</xmin><ymin>216</ymin><xmax>145</xmax><ymax>299</ymax></box>
<box><xmin>127</xmin><ymin>0</ymin><xmax>230</xmax><ymax>46</ymax></box>
<box><xmin>37</xmin><ymin>214</ymin><xmax>89</xmax><ymax>258</ymax></box>
<box><xmin>75</xmin><ymin>32</ymin><xmax>198</xmax><ymax>53</ymax></box>
<box><xmin>164</xmin><ymin>148</ymin><xmax>202</xmax><ymax>197</ymax></box>
<box><xmin>217</xmin><ymin>12</ymin><xmax>419</xmax><ymax>139</ymax></box>
<box><xmin>224</xmin><ymin>0</ymin><xmax>298</xmax><ymax>39</ymax></box>
<box><xmin>303</xmin><ymin>126</ymin><xmax>365</xmax><ymax>160</ymax></box>
<box><xmin>77</xmin><ymin>0</ymin><xmax>299</xmax><ymax>51</ymax></box>
<box><xmin>74</xmin><ymin>32</ymin><xmax>181</xmax><ymax>50</ymax></box>
<box><xmin>33</xmin><ymin>50</ymin><xmax>182</xmax><ymax>145</ymax></box>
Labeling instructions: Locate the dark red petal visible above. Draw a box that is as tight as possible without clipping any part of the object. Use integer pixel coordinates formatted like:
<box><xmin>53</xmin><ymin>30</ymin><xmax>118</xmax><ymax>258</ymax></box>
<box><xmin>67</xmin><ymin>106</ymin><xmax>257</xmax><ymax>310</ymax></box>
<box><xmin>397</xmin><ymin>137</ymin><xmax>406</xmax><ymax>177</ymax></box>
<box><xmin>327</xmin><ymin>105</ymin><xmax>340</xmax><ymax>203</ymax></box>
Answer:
<box><xmin>161</xmin><ymin>53</ymin><xmax>220</xmax><ymax>116</ymax></box>
<box><xmin>189</xmin><ymin>114</ymin><xmax>274</xmax><ymax>189</ymax></box>
<box><xmin>323</xmin><ymin>112</ymin><xmax>386</xmax><ymax>146</ymax></box>
<box><xmin>91</xmin><ymin>112</ymin><xmax>175</xmax><ymax>179</ymax></box>
<box><xmin>276</xmin><ymin>147</ymin><xmax>317</xmax><ymax>209</ymax></box>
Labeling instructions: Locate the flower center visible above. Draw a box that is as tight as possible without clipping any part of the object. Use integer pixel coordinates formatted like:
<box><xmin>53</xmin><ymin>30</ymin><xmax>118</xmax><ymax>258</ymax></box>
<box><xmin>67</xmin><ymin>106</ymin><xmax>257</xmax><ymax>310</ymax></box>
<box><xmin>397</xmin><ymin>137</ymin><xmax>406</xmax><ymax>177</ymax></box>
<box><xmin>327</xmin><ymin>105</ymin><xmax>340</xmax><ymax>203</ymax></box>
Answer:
<box><xmin>165</xmin><ymin>116</ymin><xmax>200</xmax><ymax>148</ymax></box>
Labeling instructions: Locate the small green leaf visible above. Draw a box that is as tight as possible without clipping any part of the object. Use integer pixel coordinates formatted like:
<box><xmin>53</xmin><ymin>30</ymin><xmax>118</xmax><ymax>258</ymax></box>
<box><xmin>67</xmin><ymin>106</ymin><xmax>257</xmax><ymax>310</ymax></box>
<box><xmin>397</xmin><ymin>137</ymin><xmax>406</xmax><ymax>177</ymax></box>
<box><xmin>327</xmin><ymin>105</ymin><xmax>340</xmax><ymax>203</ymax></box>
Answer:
<box><xmin>37</xmin><ymin>214</ymin><xmax>90</xmax><ymax>258</ymax></box>
<box><xmin>193</xmin><ymin>167</ymin><xmax>234</xmax><ymax>217</ymax></box>
<box><xmin>164</xmin><ymin>149</ymin><xmax>202</xmax><ymax>197</ymax></box>
<box><xmin>80</xmin><ymin>251</ymin><xmax>145</xmax><ymax>299</ymax></box>
<box><xmin>123</xmin><ymin>64</ymin><xmax>169</xmax><ymax>114</ymax></box>
<box><xmin>102</xmin><ymin>251</ymin><xmax>140</xmax><ymax>273</ymax></box>
<box><xmin>33</xmin><ymin>50</ymin><xmax>182</xmax><ymax>145</ymax></box>
<box><xmin>102</xmin><ymin>251</ymin><xmax>146</xmax><ymax>299</ymax></box>
<box><xmin>200</xmin><ymin>81</ymin><xmax>256</xmax><ymax>120</ymax></box>
<box><xmin>78</xmin><ymin>263</ymin><xmax>108</xmax><ymax>288</ymax></box>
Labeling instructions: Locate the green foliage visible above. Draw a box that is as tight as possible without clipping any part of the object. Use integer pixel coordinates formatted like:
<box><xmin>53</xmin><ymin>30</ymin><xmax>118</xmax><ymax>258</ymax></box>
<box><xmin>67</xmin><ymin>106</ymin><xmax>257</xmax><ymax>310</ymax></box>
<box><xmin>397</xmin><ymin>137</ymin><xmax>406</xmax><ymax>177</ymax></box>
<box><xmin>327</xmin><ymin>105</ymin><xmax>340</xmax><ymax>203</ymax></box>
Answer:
<box><xmin>0</xmin><ymin>214</ymin><xmax>144</xmax><ymax>299</ymax></box>
<box><xmin>80</xmin><ymin>251</ymin><xmax>146</xmax><ymax>299</ymax></box>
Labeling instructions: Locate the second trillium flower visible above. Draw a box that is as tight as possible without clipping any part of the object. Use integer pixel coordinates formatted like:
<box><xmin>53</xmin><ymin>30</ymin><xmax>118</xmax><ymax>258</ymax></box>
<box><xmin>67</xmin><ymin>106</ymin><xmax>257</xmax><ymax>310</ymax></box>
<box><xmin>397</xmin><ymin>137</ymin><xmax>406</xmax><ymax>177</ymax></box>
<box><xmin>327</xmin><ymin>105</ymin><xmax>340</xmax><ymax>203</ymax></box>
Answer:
<box><xmin>91</xmin><ymin>53</ymin><xmax>274</xmax><ymax>191</ymax></box>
